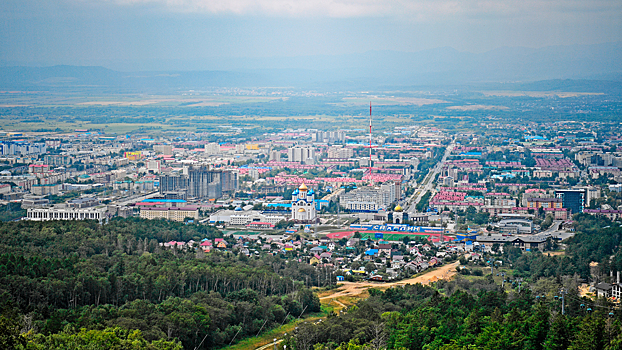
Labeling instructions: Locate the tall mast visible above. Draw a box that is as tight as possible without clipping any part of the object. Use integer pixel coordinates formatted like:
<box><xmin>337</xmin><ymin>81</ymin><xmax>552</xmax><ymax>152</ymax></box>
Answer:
<box><xmin>369</xmin><ymin>102</ymin><xmax>373</xmax><ymax>186</ymax></box>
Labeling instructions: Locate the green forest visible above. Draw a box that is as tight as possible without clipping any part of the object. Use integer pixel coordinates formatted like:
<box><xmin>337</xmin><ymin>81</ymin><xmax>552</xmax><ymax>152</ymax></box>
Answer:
<box><xmin>0</xmin><ymin>218</ymin><xmax>320</xmax><ymax>349</ymax></box>
<box><xmin>2</xmin><ymin>214</ymin><xmax>622</xmax><ymax>349</ymax></box>
<box><xmin>286</xmin><ymin>280</ymin><xmax>622</xmax><ymax>350</ymax></box>
<box><xmin>282</xmin><ymin>214</ymin><xmax>622</xmax><ymax>349</ymax></box>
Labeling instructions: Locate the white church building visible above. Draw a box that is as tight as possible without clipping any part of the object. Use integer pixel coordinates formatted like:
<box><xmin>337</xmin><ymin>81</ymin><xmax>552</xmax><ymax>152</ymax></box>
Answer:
<box><xmin>291</xmin><ymin>184</ymin><xmax>318</xmax><ymax>223</ymax></box>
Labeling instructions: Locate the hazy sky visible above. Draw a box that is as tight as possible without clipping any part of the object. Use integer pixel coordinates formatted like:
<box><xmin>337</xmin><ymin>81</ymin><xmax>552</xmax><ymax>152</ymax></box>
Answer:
<box><xmin>2</xmin><ymin>0</ymin><xmax>621</xmax><ymax>70</ymax></box>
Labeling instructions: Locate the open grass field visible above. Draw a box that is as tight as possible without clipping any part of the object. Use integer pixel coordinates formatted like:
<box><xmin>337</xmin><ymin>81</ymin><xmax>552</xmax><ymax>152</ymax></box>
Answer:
<box><xmin>0</xmin><ymin>93</ymin><xmax>286</xmax><ymax>107</ymax></box>
<box><xmin>335</xmin><ymin>96</ymin><xmax>448</xmax><ymax>106</ymax></box>
<box><xmin>481</xmin><ymin>91</ymin><xmax>604</xmax><ymax>98</ymax></box>
<box><xmin>446</xmin><ymin>104</ymin><xmax>509</xmax><ymax>111</ymax></box>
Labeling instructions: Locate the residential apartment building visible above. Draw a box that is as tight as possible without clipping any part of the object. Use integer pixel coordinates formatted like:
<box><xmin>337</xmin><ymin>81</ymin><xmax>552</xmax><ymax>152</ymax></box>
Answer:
<box><xmin>139</xmin><ymin>207</ymin><xmax>199</xmax><ymax>222</ymax></box>
<box><xmin>327</xmin><ymin>146</ymin><xmax>354</xmax><ymax>159</ymax></box>
<box><xmin>288</xmin><ymin>146</ymin><xmax>315</xmax><ymax>164</ymax></box>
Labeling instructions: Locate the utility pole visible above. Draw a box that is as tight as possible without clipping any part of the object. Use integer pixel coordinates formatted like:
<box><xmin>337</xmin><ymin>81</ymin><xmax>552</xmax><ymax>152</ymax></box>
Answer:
<box><xmin>369</xmin><ymin>102</ymin><xmax>373</xmax><ymax>186</ymax></box>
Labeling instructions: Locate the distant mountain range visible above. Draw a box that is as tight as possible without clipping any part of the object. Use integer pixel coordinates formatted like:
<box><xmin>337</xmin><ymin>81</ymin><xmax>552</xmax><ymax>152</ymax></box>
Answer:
<box><xmin>1</xmin><ymin>42</ymin><xmax>621</xmax><ymax>91</ymax></box>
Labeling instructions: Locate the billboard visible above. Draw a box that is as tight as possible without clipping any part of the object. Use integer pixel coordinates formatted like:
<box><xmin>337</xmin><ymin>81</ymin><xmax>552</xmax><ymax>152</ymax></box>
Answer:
<box><xmin>124</xmin><ymin>151</ymin><xmax>143</xmax><ymax>161</ymax></box>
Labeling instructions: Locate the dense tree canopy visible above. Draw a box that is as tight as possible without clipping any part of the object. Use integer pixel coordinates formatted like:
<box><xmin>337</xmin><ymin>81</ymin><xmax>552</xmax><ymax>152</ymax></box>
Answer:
<box><xmin>0</xmin><ymin>218</ymin><xmax>320</xmax><ymax>349</ymax></box>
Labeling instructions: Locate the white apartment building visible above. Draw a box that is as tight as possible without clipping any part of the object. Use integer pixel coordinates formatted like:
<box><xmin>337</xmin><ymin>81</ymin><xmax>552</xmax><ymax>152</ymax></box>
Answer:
<box><xmin>204</xmin><ymin>143</ymin><xmax>220</xmax><ymax>155</ymax></box>
<box><xmin>345</xmin><ymin>201</ymin><xmax>379</xmax><ymax>212</ymax></box>
<box><xmin>140</xmin><ymin>207</ymin><xmax>199</xmax><ymax>222</ymax></box>
<box><xmin>327</xmin><ymin>146</ymin><xmax>354</xmax><ymax>159</ymax></box>
<box><xmin>146</xmin><ymin>160</ymin><xmax>161</xmax><ymax>173</ymax></box>
<box><xmin>209</xmin><ymin>209</ymin><xmax>286</xmax><ymax>225</ymax></box>
<box><xmin>27</xmin><ymin>206</ymin><xmax>107</xmax><ymax>223</ymax></box>
<box><xmin>340</xmin><ymin>185</ymin><xmax>395</xmax><ymax>211</ymax></box>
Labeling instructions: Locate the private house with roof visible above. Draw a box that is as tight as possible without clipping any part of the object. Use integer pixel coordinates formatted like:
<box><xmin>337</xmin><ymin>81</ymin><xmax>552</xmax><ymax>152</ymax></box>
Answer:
<box><xmin>364</xmin><ymin>249</ymin><xmax>379</xmax><ymax>260</ymax></box>
<box><xmin>214</xmin><ymin>238</ymin><xmax>227</xmax><ymax>249</ymax></box>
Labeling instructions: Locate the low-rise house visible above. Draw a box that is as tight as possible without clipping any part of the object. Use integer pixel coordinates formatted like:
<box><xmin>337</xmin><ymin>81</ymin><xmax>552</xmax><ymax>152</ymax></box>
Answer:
<box><xmin>405</xmin><ymin>261</ymin><xmax>429</xmax><ymax>273</ymax></box>
<box><xmin>392</xmin><ymin>253</ymin><xmax>404</xmax><ymax>262</ymax></box>
<box><xmin>347</xmin><ymin>238</ymin><xmax>360</xmax><ymax>247</ymax></box>
<box><xmin>596</xmin><ymin>282</ymin><xmax>612</xmax><ymax>298</ymax></box>
<box><xmin>215</xmin><ymin>238</ymin><xmax>227</xmax><ymax>249</ymax></box>
<box><xmin>320</xmin><ymin>252</ymin><xmax>332</xmax><ymax>260</ymax></box>
<box><xmin>200</xmin><ymin>240</ymin><xmax>212</xmax><ymax>252</ymax></box>
<box><xmin>310</xmin><ymin>246</ymin><xmax>324</xmax><ymax>254</ymax></box>
<box><xmin>364</xmin><ymin>249</ymin><xmax>379</xmax><ymax>260</ymax></box>
<box><xmin>378</xmin><ymin>244</ymin><xmax>392</xmax><ymax>256</ymax></box>
<box><xmin>428</xmin><ymin>257</ymin><xmax>440</xmax><ymax>267</ymax></box>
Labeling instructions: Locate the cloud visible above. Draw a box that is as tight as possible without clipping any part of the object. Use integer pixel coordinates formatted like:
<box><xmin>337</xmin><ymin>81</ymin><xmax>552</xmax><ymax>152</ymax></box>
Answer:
<box><xmin>102</xmin><ymin>0</ymin><xmax>622</xmax><ymax>19</ymax></box>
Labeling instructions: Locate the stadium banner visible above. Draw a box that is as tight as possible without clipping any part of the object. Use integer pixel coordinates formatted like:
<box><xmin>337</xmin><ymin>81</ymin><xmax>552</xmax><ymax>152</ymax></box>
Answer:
<box><xmin>350</xmin><ymin>224</ymin><xmax>444</xmax><ymax>233</ymax></box>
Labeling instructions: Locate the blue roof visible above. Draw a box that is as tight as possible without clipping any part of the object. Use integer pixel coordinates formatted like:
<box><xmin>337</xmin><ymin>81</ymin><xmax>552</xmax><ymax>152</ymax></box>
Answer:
<box><xmin>365</xmin><ymin>249</ymin><xmax>378</xmax><ymax>255</ymax></box>
<box><xmin>143</xmin><ymin>199</ymin><xmax>186</xmax><ymax>203</ymax></box>
<box><xmin>266</xmin><ymin>203</ymin><xmax>292</xmax><ymax>208</ymax></box>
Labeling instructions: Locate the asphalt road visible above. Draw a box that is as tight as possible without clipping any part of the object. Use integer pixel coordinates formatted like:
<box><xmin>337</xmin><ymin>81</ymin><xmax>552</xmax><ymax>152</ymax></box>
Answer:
<box><xmin>406</xmin><ymin>141</ymin><xmax>455</xmax><ymax>214</ymax></box>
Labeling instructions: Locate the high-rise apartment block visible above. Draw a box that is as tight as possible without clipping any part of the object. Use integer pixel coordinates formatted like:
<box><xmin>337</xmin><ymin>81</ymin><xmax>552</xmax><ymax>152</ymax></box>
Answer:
<box><xmin>0</xmin><ymin>142</ymin><xmax>46</xmax><ymax>156</ymax></box>
<box><xmin>555</xmin><ymin>189</ymin><xmax>586</xmax><ymax>214</ymax></box>
<box><xmin>311</xmin><ymin>131</ymin><xmax>345</xmax><ymax>143</ymax></box>
<box><xmin>204</xmin><ymin>143</ymin><xmax>221</xmax><ymax>155</ymax></box>
<box><xmin>269</xmin><ymin>150</ymin><xmax>282</xmax><ymax>161</ymax></box>
<box><xmin>288</xmin><ymin>146</ymin><xmax>315</xmax><ymax>164</ymax></box>
<box><xmin>153</xmin><ymin>144</ymin><xmax>173</xmax><ymax>155</ymax></box>
<box><xmin>159</xmin><ymin>167</ymin><xmax>238</xmax><ymax>200</ymax></box>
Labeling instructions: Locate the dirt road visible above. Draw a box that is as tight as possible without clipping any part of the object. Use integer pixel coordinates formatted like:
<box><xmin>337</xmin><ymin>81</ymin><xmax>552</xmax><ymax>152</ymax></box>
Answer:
<box><xmin>256</xmin><ymin>339</ymin><xmax>283</xmax><ymax>350</ymax></box>
<box><xmin>319</xmin><ymin>261</ymin><xmax>459</xmax><ymax>301</ymax></box>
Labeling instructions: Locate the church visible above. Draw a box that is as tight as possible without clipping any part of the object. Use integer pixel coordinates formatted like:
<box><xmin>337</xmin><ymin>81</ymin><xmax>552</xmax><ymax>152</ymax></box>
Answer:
<box><xmin>291</xmin><ymin>184</ymin><xmax>318</xmax><ymax>223</ymax></box>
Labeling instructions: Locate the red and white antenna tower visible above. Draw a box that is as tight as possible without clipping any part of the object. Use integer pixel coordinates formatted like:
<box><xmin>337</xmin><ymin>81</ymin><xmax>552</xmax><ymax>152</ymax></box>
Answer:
<box><xmin>369</xmin><ymin>102</ymin><xmax>373</xmax><ymax>186</ymax></box>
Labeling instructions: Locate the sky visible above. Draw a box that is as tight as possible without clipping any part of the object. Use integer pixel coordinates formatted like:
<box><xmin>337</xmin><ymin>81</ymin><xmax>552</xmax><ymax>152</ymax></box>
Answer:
<box><xmin>1</xmin><ymin>0</ymin><xmax>621</xmax><ymax>71</ymax></box>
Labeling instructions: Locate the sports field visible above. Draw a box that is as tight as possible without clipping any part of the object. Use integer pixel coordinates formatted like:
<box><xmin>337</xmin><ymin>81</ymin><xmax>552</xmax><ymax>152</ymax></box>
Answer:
<box><xmin>325</xmin><ymin>230</ymin><xmax>453</xmax><ymax>243</ymax></box>
<box><xmin>359</xmin><ymin>231</ymin><xmax>431</xmax><ymax>241</ymax></box>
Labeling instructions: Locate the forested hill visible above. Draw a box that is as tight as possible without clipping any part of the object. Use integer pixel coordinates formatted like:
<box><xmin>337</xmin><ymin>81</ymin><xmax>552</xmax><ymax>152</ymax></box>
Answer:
<box><xmin>285</xmin><ymin>280</ymin><xmax>622</xmax><ymax>350</ymax></box>
<box><xmin>3</xmin><ymin>214</ymin><xmax>622</xmax><ymax>349</ymax></box>
<box><xmin>0</xmin><ymin>218</ymin><xmax>321</xmax><ymax>349</ymax></box>
<box><xmin>281</xmin><ymin>214</ymin><xmax>622</xmax><ymax>349</ymax></box>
